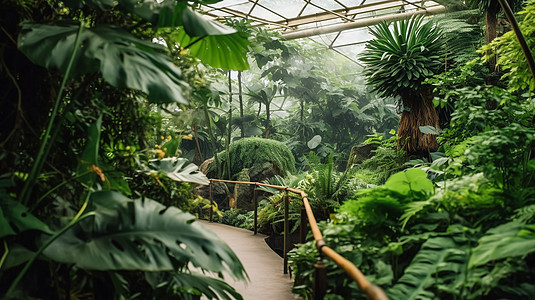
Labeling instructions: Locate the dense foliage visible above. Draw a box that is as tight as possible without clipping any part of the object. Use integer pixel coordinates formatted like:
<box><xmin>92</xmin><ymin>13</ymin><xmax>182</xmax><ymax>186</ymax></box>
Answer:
<box><xmin>288</xmin><ymin>5</ymin><xmax>535</xmax><ymax>297</ymax></box>
<box><xmin>1</xmin><ymin>0</ymin><xmax>249</xmax><ymax>299</ymax></box>
<box><xmin>207</xmin><ymin>137</ymin><xmax>296</xmax><ymax>180</ymax></box>
<box><xmin>3</xmin><ymin>0</ymin><xmax>535</xmax><ymax>299</ymax></box>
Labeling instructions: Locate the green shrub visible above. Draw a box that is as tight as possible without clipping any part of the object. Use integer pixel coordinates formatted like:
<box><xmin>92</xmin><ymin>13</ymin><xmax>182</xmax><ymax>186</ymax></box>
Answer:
<box><xmin>209</xmin><ymin>137</ymin><xmax>296</xmax><ymax>179</ymax></box>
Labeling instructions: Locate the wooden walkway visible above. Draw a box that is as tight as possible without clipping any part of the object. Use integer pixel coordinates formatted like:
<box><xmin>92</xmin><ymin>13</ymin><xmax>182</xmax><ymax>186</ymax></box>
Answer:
<box><xmin>198</xmin><ymin>220</ymin><xmax>300</xmax><ymax>300</ymax></box>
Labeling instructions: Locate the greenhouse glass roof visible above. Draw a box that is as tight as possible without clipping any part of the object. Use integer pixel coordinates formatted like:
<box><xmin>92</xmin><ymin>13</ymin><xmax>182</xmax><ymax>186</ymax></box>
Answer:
<box><xmin>200</xmin><ymin>0</ymin><xmax>445</xmax><ymax>61</ymax></box>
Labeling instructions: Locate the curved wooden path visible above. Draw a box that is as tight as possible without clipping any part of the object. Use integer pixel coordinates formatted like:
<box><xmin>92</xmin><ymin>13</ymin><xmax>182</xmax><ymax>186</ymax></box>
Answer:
<box><xmin>199</xmin><ymin>220</ymin><xmax>300</xmax><ymax>300</ymax></box>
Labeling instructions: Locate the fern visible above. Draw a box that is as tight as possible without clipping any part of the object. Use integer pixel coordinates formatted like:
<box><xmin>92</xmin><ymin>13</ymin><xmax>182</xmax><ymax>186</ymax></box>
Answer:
<box><xmin>388</xmin><ymin>236</ymin><xmax>468</xmax><ymax>300</ymax></box>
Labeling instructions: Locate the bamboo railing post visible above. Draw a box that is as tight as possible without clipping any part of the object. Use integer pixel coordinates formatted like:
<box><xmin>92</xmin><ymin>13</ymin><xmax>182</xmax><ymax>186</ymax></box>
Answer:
<box><xmin>205</xmin><ymin>179</ymin><xmax>389</xmax><ymax>300</ymax></box>
<box><xmin>314</xmin><ymin>258</ymin><xmax>327</xmax><ymax>299</ymax></box>
<box><xmin>283</xmin><ymin>189</ymin><xmax>289</xmax><ymax>274</ymax></box>
<box><xmin>253</xmin><ymin>184</ymin><xmax>258</xmax><ymax>235</ymax></box>
<box><xmin>209</xmin><ymin>180</ymin><xmax>213</xmax><ymax>222</ymax></box>
<box><xmin>300</xmin><ymin>205</ymin><xmax>307</xmax><ymax>244</ymax></box>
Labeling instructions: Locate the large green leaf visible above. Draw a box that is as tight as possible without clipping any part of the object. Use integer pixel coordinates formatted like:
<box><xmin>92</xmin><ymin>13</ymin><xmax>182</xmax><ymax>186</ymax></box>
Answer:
<box><xmin>147</xmin><ymin>157</ymin><xmax>209</xmax><ymax>185</ymax></box>
<box><xmin>469</xmin><ymin>221</ymin><xmax>535</xmax><ymax>268</ymax></box>
<box><xmin>18</xmin><ymin>23</ymin><xmax>188</xmax><ymax>104</ymax></box>
<box><xmin>388</xmin><ymin>236</ymin><xmax>468</xmax><ymax>299</ymax></box>
<box><xmin>0</xmin><ymin>197</ymin><xmax>51</xmax><ymax>238</ymax></box>
<box><xmin>384</xmin><ymin>168</ymin><xmax>434</xmax><ymax>195</ymax></box>
<box><xmin>63</xmin><ymin>0</ymin><xmax>224</xmax><ymax>29</ymax></box>
<box><xmin>171</xmin><ymin>272</ymin><xmax>243</xmax><ymax>300</ymax></box>
<box><xmin>172</xmin><ymin>28</ymin><xmax>250</xmax><ymax>71</ymax></box>
<box><xmin>43</xmin><ymin>191</ymin><xmax>246</xmax><ymax>280</ymax></box>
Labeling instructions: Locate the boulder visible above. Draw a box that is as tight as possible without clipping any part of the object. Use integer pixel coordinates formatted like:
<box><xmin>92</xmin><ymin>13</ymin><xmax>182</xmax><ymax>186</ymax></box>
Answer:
<box><xmin>194</xmin><ymin>181</ymin><xmax>230</xmax><ymax>210</ymax></box>
<box><xmin>347</xmin><ymin>144</ymin><xmax>378</xmax><ymax>167</ymax></box>
<box><xmin>249</xmin><ymin>161</ymin><xmax>281</xmax><ymax>183</ymax></box>
<box><xmin>234</xmin><ymin>168</ymin><xmax>254</xmax><ymax>211</ymax></box>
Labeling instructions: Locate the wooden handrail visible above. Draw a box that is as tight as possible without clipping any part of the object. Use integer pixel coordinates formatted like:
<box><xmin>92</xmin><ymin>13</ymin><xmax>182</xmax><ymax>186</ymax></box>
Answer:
<box><xmin>207</xmin><ymin>179</ymin><xmax>389</xmax><ymax>300</ymax></box>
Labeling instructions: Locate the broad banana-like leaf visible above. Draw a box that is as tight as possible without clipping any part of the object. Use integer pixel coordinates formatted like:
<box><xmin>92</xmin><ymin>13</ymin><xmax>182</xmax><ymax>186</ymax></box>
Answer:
<box><xmin>469</xmin><ymin>221</ymin><xmax>535</xmax><ymax>268</ymax></box>
<box><xmin>43</xmin><ymin>191</ymin><xmax>246</xmax><ymax>280</ymax></box>
<box><xmin>174</xmin><ymin>29</ymin><xmax>250</xmax><ymax>71</ymax></box>
<box><xmin>0</xmin><ymin>197</ymin><xmax>51</xmax><ymax>238</ymax></box>
<box><xmin>388</xmin><ymin>236</ymin><xmax>468</xmax><ymax>299</ymax></box>
<box><xmin>18</xmin><ymin>23</ymin><xmax>188</xmax><ymax>104</ymax></box>
<box><xmin>181</xmin><ymin>6</ymin><xmax>236</xmax><ymax>36</ymax></box>
<box><xmin>148</xmin><ymin>157</ymin><xmax>209</xmax><ymax>185</ymax></box>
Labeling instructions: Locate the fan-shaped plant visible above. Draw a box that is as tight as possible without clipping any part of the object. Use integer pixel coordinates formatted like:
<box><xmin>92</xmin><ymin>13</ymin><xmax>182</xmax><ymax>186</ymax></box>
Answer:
<box><xmin>360</xmin><ymin>16</ymin><xmax>444</xmax><ymax>154</ymax></box>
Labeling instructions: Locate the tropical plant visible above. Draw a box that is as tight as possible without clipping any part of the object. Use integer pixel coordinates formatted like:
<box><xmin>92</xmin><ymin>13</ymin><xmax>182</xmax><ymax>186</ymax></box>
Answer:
<box><xmin>360</xmin><ymin>16</ymin><xmax>445</xmax><ymax>154</ymax></box>
<box><xmin>207</xmin><ymin>137</ymin><xmax>296</xmax><ymax>180</ymax></box>
<box><xmin>468</xmin><ymin>0</ymin><xmax>524</xmax><ymax>80</ymax></box>
<box><xmin>479</xmin><ymin>0</ymin><xmax>535</xmax><ymax>91</ymax></box>
<box><xmin>1</xmin><ymin>0</ymin><xmax>251</xmax><ymax>298</ymax></box>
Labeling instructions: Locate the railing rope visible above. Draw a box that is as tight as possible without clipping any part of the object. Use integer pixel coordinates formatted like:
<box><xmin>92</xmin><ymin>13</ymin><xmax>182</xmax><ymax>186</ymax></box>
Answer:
<box><xmin>206</xmin><ymin>179</ymin><xmax>388</xmax><ymax>300</ymax></box>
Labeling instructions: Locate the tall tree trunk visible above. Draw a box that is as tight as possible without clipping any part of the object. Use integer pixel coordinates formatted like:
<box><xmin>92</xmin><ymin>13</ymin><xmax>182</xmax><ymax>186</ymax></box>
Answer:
<box><xmin>226</xmin><ymin>71</ymin><xmax>232</xmax><ymax>179</ymax></box>
<box><xmin>192</xmin><ymin>123</ymin><xmax>203</xmax><ymax>164</ymax></box>
<box><xmin>238</xmin><ymin>71</ymin><xmax>244</xmax><ymax>138</ymax></box>
<box><xmin>486</xmin><ymin>0</ymin><xmax>500</xmax><ymax>85</ymax></box>
<box><xmin>300</xmin><ymin>99</ymin><xmax>304</xmax><ymax>142</ymax></box>
<box><xmin>397</xmin><ymin>87</ymin><xmax>439</xmax><ymax>155</ymax></box>
<box><xmin>265</xmin><ymin>102</ymin><xmax>270</xmax><ymax>139</ymax></box>
<box><xmin>203</xmin><ymin>105</ymin><xmax>221</xmax><ymax>178</ymax></box>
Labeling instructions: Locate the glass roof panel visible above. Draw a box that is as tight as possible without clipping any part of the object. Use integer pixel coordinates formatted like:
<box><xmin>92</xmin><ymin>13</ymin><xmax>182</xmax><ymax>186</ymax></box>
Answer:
<box><xmin>311</xmin><ymin>0</ymin><xmax>345</xmax><ymax>10</ymax></box>
<box><xmin>200</xmin><ymin>0</ymin><xmax>446</xmax><ymax>62</ymax></box>
<box><xmin>301</xmin><ymin>3</ymin><xmax>325</xmax><ymax>15</ymax></box>
<box><xmin>259</xmin><ymin>0</ymin><xmax>305</xmax><ymax>19</ymax></box>
<box><xmin>209</xmin><ymin>0</ymin><xmax>249</xmax><ymax>9</ymax></box>
<box><xmin>332</xmin><ymin>28</ymin><xmax>373</xmax><ymax>47</ymax></box>
<box><xmin>249</xmin><ymin>4</ymin><xmax>287</xmax><ymax>22</ymax></box>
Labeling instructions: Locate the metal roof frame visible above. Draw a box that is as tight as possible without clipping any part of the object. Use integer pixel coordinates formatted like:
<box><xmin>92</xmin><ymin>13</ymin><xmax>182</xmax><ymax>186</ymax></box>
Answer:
<box><xmin>201</xmin><ymin>0</ymin><xmax>445</xmax><ymax>42</ymax></box>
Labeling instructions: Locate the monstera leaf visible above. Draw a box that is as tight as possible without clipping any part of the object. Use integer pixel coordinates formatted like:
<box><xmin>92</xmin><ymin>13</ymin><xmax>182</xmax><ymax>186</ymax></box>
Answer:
<box><xmin>43</xmin><ymin>191</ymin><xmax>246</xmax><ymax>280</ymax></box>
<box><xmin>148</xmin><ymin>158</ymin><xmax>209</xmax><ymax>185</ymax></box>
<box><xmin>18</xmin><ymin>23</ymin><xmax>188</xmax><ymax>104</ymax></box>
<box><xmin>59</xmin><ymin>0</ymin><xmax>250</xmax><ymax>70</ymax></box>
<box><xmin>0</xmin><ymin>197</ymin><xmax>51</xmax><ymax>238</ymax></box>
<box><xmin>171</xmin><ymin>272</ymin><xmax>243</xmax><ymax>300</ymax></box>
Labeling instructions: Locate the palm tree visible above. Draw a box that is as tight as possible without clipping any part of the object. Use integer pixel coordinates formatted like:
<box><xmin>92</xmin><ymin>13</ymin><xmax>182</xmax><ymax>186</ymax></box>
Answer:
<box><xmin>360</xmin><ymin>16</ymin><xmax>444</xmax><ymax>155</ymax></box>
